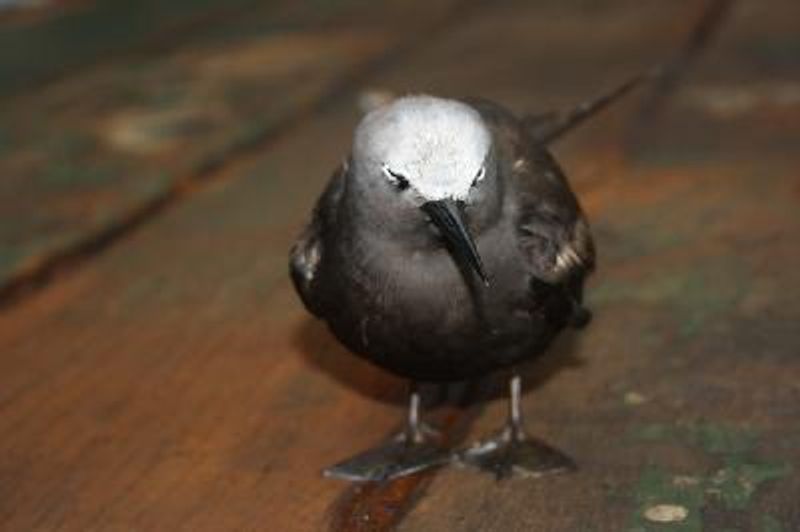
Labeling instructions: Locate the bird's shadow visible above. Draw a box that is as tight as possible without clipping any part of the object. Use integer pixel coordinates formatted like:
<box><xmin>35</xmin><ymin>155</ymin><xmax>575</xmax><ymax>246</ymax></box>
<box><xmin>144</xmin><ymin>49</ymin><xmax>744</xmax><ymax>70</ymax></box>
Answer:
<box><xmin>469</xmin><ymin>328</ymin><xmax>587</xmax><ymax>406</ymax></box>
<box><xmin>292</xmin><ymin>318</ymin><xmax>407</xmax><ymax>406</ymax></box>
<box><xmin>292</xmin><ymin>316</ymin><xmax>588</xmax><ymax>412</ymax></box>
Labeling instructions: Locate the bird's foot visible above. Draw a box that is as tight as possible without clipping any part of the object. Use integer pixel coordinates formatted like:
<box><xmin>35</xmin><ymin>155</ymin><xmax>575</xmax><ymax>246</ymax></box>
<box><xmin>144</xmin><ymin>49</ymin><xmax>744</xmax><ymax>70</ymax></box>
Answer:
<box><xmin>456</xmin><ymin>425</ymin><xmax>575</xmax><ymax>480</ymax></box>
<box><xmin>324</xmin><ymin>424</ymin><xmax>449</xmax><ymax>482</ymax></box>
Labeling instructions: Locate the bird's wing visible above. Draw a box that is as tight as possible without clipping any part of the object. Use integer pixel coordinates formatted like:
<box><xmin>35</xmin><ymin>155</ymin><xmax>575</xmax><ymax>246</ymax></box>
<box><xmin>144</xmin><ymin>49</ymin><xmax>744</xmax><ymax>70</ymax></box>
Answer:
<box><xmin>512</xmin><ymin>146</ymin><xmax>596</xmax><ymax>328</ymax></box>
<box><xmin>289</xmin><ymin>164</ymin><xmax>345</xmax><ymax>316</ymax></box>
<box><xmin>513</xmin><ymin>147</ymin><xmax>595</xmax><ymax>286</ymax></box>
<box><xmin>465</xmin><ymin>97</ymin><xmax>595</xmax><ymax>287</ymax></box>
<box><xmin>463</xmin><ymin>98</ymin><xmax>598</xmax><ymax>329</ymax></box>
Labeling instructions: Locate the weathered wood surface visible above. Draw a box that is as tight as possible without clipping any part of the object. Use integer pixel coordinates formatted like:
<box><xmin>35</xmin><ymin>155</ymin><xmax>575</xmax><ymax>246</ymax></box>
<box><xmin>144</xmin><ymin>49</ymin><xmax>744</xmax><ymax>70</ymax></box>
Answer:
<box><xmin>394</xmin><ymin>2</ymin><xmax>800</xmax><ymax>530</ymax></box>
<box><xmin>0</xmin><ymin>0</ymin><xmax>343</xmax><ymax>97</ymax></box>
<box><xmin>1</xmin><ymin>0</ymin><xmax>799</xmax><ymax>531</ymax></box>
<box><xmin>0</xmin><ymin>0</ymin><xmax>462</xmax><ymax>296</ymax></box>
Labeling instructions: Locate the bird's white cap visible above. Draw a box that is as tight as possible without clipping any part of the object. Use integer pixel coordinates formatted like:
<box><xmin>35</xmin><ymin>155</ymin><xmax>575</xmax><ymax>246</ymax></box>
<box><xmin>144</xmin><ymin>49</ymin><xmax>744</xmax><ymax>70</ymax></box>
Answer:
<box><xmin>354</xmin><ymin>95</ymin><xmax>491</xmax><ymax>201</ymax></box>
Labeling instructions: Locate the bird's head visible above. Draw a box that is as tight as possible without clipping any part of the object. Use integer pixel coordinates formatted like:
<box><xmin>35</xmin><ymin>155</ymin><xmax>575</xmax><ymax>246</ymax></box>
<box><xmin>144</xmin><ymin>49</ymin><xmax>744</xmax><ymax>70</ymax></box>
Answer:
<box><xmin>350</xmin><ymin>95</ymin><xmax>500</xmax><ymax>286</ymax></box>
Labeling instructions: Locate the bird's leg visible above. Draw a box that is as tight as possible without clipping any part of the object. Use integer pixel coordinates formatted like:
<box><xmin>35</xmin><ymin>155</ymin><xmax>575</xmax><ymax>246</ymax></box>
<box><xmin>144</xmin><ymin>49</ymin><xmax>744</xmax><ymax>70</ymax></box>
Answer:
<box><xmin>506</xmin><ymin>372</ymin><xmax>526</xmax><ymax>439</ymax></box>
<box><xmin>399</xmin><ymin>383</ymin><xmax>439</xmax><ymax>443</ymax></box>
<box><xmin>456</xmin><ymin>373</ymin><xmax>576</xmax><ymax>479</ymax></box>
<box><xmin>324</xmin><ymin>382</ymin><xmax>449</xmax><ymax>482</ymax></box>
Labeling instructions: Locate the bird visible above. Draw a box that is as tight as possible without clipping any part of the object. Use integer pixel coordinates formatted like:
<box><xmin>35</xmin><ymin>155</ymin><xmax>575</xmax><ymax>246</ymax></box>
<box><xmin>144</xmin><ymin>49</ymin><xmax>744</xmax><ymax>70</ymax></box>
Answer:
<box><xmin>289</xmin><ymin>74</ymin><xmax>647</xmax><ymax>481</ymax></box>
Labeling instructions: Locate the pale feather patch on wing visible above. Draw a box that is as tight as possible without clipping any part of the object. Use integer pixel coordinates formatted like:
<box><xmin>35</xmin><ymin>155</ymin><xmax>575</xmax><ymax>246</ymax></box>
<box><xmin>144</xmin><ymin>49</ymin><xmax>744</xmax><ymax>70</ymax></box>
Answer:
<box><xmin>290</xmin><ymin>230</ymin><xmax>321</xmax><ymax>283</ymax></box>
<box><xmin>554</xmin><ymin>245</ymin><xmax>582</xmax><ymax>275</ymax></box>
<box><xmin>551</xmin><ymin>217</ymin><xmax>594</xmax><ymax>280</ymax></box>
<box><xmin>512</xmin><ymin>158</ymin><xmax>529</xmax><ymax>172</ymax></box>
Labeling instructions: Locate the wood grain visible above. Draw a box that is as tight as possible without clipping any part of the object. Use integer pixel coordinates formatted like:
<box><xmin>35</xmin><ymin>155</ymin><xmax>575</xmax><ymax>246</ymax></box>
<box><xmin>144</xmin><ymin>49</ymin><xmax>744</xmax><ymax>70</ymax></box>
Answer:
<box><xmin>1</xmin><ymin>0</ymin><xmax>799</xmax><ymax>530</ymax></box>
<box><xmin>0</xmin><ymin>0</ymin><xmax>465</xmax><ymax>297</ymax></box>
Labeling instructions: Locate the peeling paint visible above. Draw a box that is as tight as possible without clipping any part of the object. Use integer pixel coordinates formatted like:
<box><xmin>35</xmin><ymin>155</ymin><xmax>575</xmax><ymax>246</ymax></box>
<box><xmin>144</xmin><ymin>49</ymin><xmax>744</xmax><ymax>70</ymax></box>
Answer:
<box><xmin>761</xmin><ymin>515</ymin><xmax>787</xmax><ymax>532</ymax></box>
<box><xmin>629</xmin><ymin>466</ymin><xmax>704</xmax><ymax>532</ymax></box>
<box><xmin>629</xmin><ymin>423</ymin><xmax>793</xmax><ymax>530</ymax></box>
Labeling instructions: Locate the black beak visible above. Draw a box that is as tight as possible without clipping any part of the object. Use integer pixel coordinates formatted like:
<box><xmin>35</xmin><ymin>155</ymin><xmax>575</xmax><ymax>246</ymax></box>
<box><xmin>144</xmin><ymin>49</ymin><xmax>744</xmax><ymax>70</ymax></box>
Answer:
<box><xmin>422</xmin><ymin>199</ymin><xmax>489</xmax><ymax>286</ymax></box>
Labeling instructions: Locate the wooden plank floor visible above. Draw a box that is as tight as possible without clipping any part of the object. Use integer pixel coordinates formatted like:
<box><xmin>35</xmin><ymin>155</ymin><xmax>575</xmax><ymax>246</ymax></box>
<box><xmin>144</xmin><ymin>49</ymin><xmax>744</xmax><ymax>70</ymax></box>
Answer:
<box><xmin>0</xmin><ymin>0</ymin><xmax>462</xmax><ymax>296</ymax></box>
<box><xmin>1</xmin><ymin>1</ymin><xmax>799</xmax><ymax>530</ymax></box>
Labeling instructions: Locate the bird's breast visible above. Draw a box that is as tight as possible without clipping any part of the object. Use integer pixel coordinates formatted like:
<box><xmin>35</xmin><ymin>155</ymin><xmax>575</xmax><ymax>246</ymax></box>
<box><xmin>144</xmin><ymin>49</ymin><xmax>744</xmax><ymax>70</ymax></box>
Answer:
<box><xmin>315</xmin><ymin>222</ymin><xmax>559</xmax><ymax>381</ymax></box>
<box><xmin>336</xmin><ymin>223</ymin><xmax>532</xmax><ymax>336</ymax></box>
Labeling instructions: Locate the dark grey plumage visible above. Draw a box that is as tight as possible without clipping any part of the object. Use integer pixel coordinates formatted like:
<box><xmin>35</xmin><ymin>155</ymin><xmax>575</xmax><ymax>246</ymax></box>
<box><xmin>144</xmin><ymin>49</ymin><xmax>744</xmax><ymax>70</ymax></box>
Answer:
<box><xmin>291</xmin><ymin>98</ymin><xmax>593</xmax><ymax>382</ymax></box>
<box><xmin>289</xmin><ymin>77</ymin><xmax>643</xmax><ymax>481</ymax></box>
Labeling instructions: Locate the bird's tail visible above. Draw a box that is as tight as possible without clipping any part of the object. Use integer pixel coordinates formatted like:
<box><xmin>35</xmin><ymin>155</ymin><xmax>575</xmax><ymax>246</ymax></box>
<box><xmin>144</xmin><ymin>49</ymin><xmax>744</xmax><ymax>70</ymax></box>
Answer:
<box><xmin>523</xmin><ymin>69</ymin><xmax>659</xmax><ymax>145</ymax></box>
<box><xmin>525</xmin><ymin>0</ymin><xmax>735</xmax><ymax>146</ymax></box>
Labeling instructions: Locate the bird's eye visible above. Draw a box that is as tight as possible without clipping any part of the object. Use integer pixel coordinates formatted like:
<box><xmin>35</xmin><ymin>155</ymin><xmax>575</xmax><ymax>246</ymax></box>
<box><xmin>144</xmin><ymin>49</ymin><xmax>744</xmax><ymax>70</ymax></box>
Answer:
<box><xmin>382</xmin><ymin>165</ymin><xmax>410</xmax><ymax>191</ymax></box>
<box><xmin>472</xmin><ymin>166</ymin><xmax>486</xmax><ymax>187</ymax></box>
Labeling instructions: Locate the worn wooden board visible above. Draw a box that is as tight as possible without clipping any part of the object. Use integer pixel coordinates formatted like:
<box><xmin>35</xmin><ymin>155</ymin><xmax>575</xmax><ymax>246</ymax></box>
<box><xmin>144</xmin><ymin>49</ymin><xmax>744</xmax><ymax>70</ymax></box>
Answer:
<box><xmin>0</xmin><ymin>0</ymin><xmax>798</xmax><ymax>530</ymax></box>
<box><xmin>0</xmin><ymin>0</ymin><xmax>462</xmax><ymax>294</ymax></box>
<box><xmin>0</xmin><ymin>0</ymin><xmax>279</xmax><ymax>97</ymax></box>
<box><xmin>393</xmin><ymin>1</ymin><xmax>800</xmax><ymax>530</ymax></box>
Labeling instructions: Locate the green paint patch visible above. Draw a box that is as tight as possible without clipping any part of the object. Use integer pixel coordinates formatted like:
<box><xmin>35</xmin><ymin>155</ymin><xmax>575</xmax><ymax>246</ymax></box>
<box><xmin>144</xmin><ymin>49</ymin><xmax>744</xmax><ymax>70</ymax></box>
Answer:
<box><xmin>628</xmin><ymin>423</ymin><xmax>792</xmax><ymax>530</ymax></box>
<box><xmin>629</xmin><ymin>466</ymin><xmax>704</xmax><ymax>532</ymax></box>
<box><xmin>38</xmin><ymin>161</ymin><xmax>118</xmax><ymax>188</ymax></box>
<box><xmin>706</xmin><ymin>459</ymin><xmax>791</xmax><ymax>511</ymax></box>
<box><xmin>591</xmin><ymin>262</ymin><xmax>745</xmax><ymax>337</ymax></box>
<box><xmin>761</xmin><ymin>515</ymin><xmax>786</xmax><ymax>532</ymax></box>
<box><xmin>635</xmin><ymin>422</ymin><xmax>757</xmax><ymax>456</ymax></box>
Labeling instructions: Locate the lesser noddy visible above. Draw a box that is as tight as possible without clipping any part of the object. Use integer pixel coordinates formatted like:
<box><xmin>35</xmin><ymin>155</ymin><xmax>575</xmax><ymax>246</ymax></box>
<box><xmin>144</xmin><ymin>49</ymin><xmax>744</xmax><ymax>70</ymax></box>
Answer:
<box><xmin>290</xmin><ymin>74</ymin><xmax>647</xmax><ymax>481</ymax></box>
